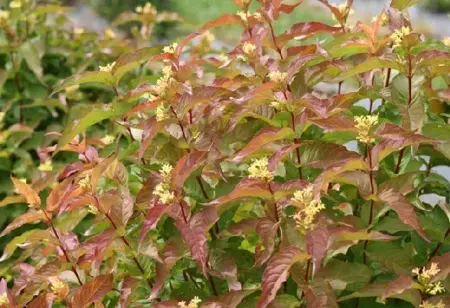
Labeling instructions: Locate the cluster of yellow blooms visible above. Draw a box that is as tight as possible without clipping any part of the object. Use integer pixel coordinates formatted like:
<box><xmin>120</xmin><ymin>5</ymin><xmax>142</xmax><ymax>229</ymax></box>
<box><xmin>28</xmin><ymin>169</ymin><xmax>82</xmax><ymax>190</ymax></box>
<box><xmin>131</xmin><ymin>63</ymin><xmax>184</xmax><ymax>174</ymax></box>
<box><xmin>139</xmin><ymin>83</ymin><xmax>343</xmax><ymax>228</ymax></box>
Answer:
<box><xmin>153</xmin><ymin>163</ymin><xmax>175</xmax><ymax>204</ymax></box>
<box><xmin>101</xmin><ymin>135</ymin><xmax>115</xmax><ymax>145</ymax></box>
<box><xmin>38</xmin><ymin>160</ymin><xmax>53</xmax><ymax>172</ymax></box>
<box><xmin>291</xmin><ymin>185</ymin><xmax>325</xmax><ymax>233</ymax></box>
<box><xmin>154</xmin><ymin>65</ymin><xmax>173</xmax><ymax>97</ymax></box>
<box><xmin>163</xmin><ymin>43</ymin><xmax>178</xmax><ymax>54</ymax></box>
<box><xmin>268</xmin><ymin>71</ymin><xmax>287</xmax><ymax>84</ymax></box>
<box><xmin>371</xmin><ymin>13</ymin><xmax>388</xmax><ymax>27</ymax></box>
<box><xmin>242</xmin><ymin>42</ymin><xmax>257</xmax><ymax>55</ymax></box>
<box><xmin>354</xmin><ymin>114</ymin><xmax>378</xmax><ymax>144</ymax></box>
<box><xmin>412</xmin><ymin>263</ymin><xmax>446</xmax><ymax>295</ymax></box>
<box><xmin>0</xmin><ymin>10</ymin><xmax>10</xmax><ymax>26</ymax></box>
<box><xmin>78</xmin><ymin>174</ymin><xmax>91</xmax><ymax>190</ymax></box>
<box><xmin>443</xmin><ymin>37</ymin><xmax>450</xmax><ymax>47</ymax></box>
<box><xmin>237</xmin><ymin>11</ymin><xmax>262</xmax><ymax>23</ymax></box>
<box><xmin>0</xmin><ymin>294</ymin><xmax>8</xmax><ymax>306</ymax></box>
<box><xmin>99</xmin><ymin>62</ymin><xmax>116</xmax><ymax>73</ymax></box>
<box><xmin>420</xmin><ymin>301</ymin><xmax>445</xmax><ymax>308</ymax></box>
<box><xmin>10</xmin><ymin>0</ymin><xmax>24</xmax><ymax>9</ymax></box>
<box><xmin>248</xmin><ymin>157</ymin><xmax>273</xmax><ymax>182</ymax></box>
<box><xmin>200</xmin><ymin>31</ymin><xmax>215</xmax><ymax>46</ymax></box>
<box><xmin>48</xmin><ymin>276</ymin><xmax>68</xmax><ymax>297</ymax></box>
<box><xmin>178</xmin><ymin>297</ymin><xmax>202</xmax><ymax>308</ymax></box>
<box><xmin>104</xmin><ymin>28</ymin><xmax>116</xmax><ymax>40</ymax></box>
<box><xmin>135</xmin><ymin>2</ymin><xmax>157</xmax><ymax>16</ymax></box>
<box><xmin>155</xmin><ymin>103</ymin><xmax>170</xmax><ymax>122</ymax></box>
<box><xmin>390</xmin><ymin>26</ymin><xmax>412</xmax><ymax>49</ymax></box>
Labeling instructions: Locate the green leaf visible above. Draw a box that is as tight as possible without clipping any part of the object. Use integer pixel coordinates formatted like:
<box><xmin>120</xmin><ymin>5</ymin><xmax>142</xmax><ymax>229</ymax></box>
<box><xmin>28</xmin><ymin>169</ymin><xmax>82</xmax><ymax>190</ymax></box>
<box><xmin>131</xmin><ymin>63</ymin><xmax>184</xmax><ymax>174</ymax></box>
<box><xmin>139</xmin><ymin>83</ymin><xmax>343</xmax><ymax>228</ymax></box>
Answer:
<box><xmin>316</xmin><ymin>259</ymin><xmax>371</xmax><ymax>291</ymax></box>
<box><xmin>390</xmin><ymin>0</ymin><xmax>418</xmax><ymax>10</ymax></box>
<box><xmin>19</xmin><ymin>38</ymin><xmax>45</xmax><ymax>81</ymax></box>
<box><xmin>52</xmin><ymin>72</ymin><xmax>116</xmax><ymax>95</ymax></box>
<box><xmin>111</xmin><ymin>47</ymin><xmax>159</xmax><ymax>84</ymax></box>
<box><xmin>337</xmin><ymin>57</ymin><xmax>403</xmax><ymax>81</ymax></box>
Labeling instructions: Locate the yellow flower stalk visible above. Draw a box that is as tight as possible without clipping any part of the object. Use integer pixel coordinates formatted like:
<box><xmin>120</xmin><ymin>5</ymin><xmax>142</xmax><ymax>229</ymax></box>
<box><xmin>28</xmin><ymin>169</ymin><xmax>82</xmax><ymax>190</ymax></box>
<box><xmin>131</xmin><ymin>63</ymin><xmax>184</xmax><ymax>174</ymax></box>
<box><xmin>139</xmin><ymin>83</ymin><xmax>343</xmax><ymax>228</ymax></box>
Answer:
<box><xmin>291</xmin><ymin>185</ymin><xmax>325</xmax><ymax>233</ymax></box>
<box><xmin>38</xmin><ymin>160</ymin><xmax>53</xmax><ymax>172</ymax></box>
<box><xmin>153</xmin><ymin>163</ymin><xmax>175</xmax><ymax>204</ymax></box>
<box><xmin>242</xmin><ymin>42</ymin><xmax>256</xmax><ymax>55</ymax></box>
<box><xmin>99</xmin><ymin>62</ymin><xmax>116</xmax><ymax>73</ymax></box>
<box><xmin>178</xmin><ymin>296</ymin><xmax>202</xmax><ymax>308</ymax></box>
<box><xmin>268</xmin><ymin>71</ymin><xmax>287</xmax><ymax>84</ymax></box>
<box><xmin>163</xmin><ymin>43</ymin><xmax>178</xmax><ymax>54</ymax></box>
<box><xmin>248</xmin><ymin>157</ymin><xmax>273</xmax><ymax>182</ymax></box>
<box><xmin>354</xmin><ymin>114</ymin><xmax>378</xmax><ymax>144</ymax></box>
<box><xmin>412</xmin><ymin>263</ymin><xmax>446</xmax><ymax>295</ymax></box>
<box><xmin>390</xmin><ymin>26</ymin><xmax>411</xmax><ymax>49</ymax></box>
<box><xmin>420</xmin><ymin>300</ymin><xmax>445</xmax><ymax>308</ymax></box>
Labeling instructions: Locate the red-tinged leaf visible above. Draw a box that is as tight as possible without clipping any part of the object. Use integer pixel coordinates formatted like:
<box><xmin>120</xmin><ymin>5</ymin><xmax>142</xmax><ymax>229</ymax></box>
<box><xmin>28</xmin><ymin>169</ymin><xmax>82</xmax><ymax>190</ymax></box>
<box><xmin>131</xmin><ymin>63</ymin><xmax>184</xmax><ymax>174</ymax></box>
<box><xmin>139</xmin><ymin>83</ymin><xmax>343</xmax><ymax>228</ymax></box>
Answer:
<box><xmin>429</xmin><ymin>252</ymin><xmax>450</xmax><ymax>283</ymax></box>
<box><xmin>309</xmin><ymin>115</ymin><xmax>356</xmax><ymax>132</ymax></box>
<box><xmin>382</xmin><ymin>275</ymin><xmax>414</xmax><ymax>300</ymax></box>
<box><xmin>277</xmin><ymin>22</ymin><xmax>341</xmax><ymax>45</ymax></box>
<box><xmin>257</xmin><ymin>246</ymin><xmax>310</xmax><ymax>308</ymax></box>
<box><xmin>136</xmin><ymin>172</ymin><xmax>163</xmax><ymax>205</ymax></box>
<box><xmin>378</xmin><ymin>172</ymin><xmax>424</xmax><ymax>195</ymax></box>
<box><xmin>219</xmin><ymin>218</ymin><xmax>259</xmax><ymax>238</ymax></box>
<box><xmin>178</xmin><ymin>86</ymin><xmax>232</xmax><ymax>116</ymax></box>
<box><xmin>11</xmin><ymin>176</ymin><xmax>41</xmax><ymax>207</ymax></box>
<box><xmin>272</xmin><ymin>179</ymin><xmax>309</xmax><ymax>201</ymax></box>
<box><xmin>76</xmin><ymin>229</ymin><xmax>115</xmax><ymax>268</ymax></box>
<box><xmin>300</xmin><ymin>141</ymin><xmax>361</xmax><ymax>169</ymax></box>
<box><xmin>0</xmin><ymin>278</ymin><xmax>17</xmax><ymax>308</ymax></box>
<box><xmin>268</xmin><ymin>144</ymin><xmax>300</xmax><ymax>171</ymax></box>
<box><xmin>139</xmin><ymin>202</ymin><xmax>169</xmax><ymax>245</ymax></box>
<box><xmin>109</xmin><ymin>188</ymin><xmax>134</xmax><ymax>228</ymax></box>
<box><xmin>0</xmin><ymin>210</ymin><xmax>48</xmax><ymax>237</ymax></box>
<box><xmin>64</xmin><ymin>194</ymin><xmax>97</xmax><ymax>212</ymax></box>
<box><xmin>0</xmin><ymin>195</ymin><xmax>26</xmax><ymax>208</ymax></box>
<box><xmin>209</xmin><ymin>250</ymin><xmax>241</xmax><ymax>291</ymax></box>
<box><xmin>337</xmin><ymin>57</ymin><xmax>403</xmax><ymax>81</ymax></box>
<box><xmin>120</xmin><ymin>277</ymin><xmax>139</xmax><ymax>308</ymax></box>
<box><xmin>255</xmin><ymin>218</ymin><xmax>280</xmax><ymax>267</ymax></box>
<box><xmin>205</xmin><ymin>178</ymin><xmax>271</xmax><ymax>210</ymax></box>
<box><xmin>378</xmin><ymin>189</ymin><xmax>429</xmax><ymax>242</ymax></box>
<box><xmin>153</xmin><ymin>300</ymin><xmax>179</xmax><ymax>308</ymax></box>
<box><xmin>231</xmin><ymin>127</ymin><xmax>295</xmax><ymax>163</ymax></box>
<box><xmin>333</xmin><ymin>170</ymin><xmax>373</xmax><ymax>199</ymax></box>
<box><xmin>91</xmin><ymin>153</ymin><xmax>117</xmax><ymax>192</ymax></box>
<box><xmin>111</xmin><ymin>47</ymin><xmax>159</xmax><ymax>83</ymax></box>
<box><xmin>176</xmin><ymin>207</ymin><xmax>218</xmax><ymax>276</ymax></box>
<box><xmin>139</xmin><ymin>118</ymin><xmax>166</xmax><ymax>159</ymax></box>
<box><xmin>306</xmin><ymin>225</ymin><xmax>329</xmax><ymax>276</ymax></box>
<box><xmin>314</xmin><ymin>158</ymin><xmax>368</xmax><ymax>192</ymax></box>
<box><xmin>199</xmin><ymin>14</ymin><xmax>242</xmax><ymax>32</ymax></box>
<box><xmin>279</xmin><ymin>1</ymin><xmax>303</xmax><ymax>14</ymax></box>
<box><xmin>301</xmin><ymin>281</ymin><xmax>339</xmax><ymax>308</ymax></box>
<box><xmin>202</xmin><ymin>290</ymin><xmax>256</xmax><ymax>308</ymax></box>
<box><xmin>172</xmin><ymin>150</ymin><xmax>208</xmax><ymax>194</ymax></box>
<box><xmin>70</xmin><ymin>274</ymin><xmax>113</xmax><ymax>308</ymax></box>
<box><xmin>149</xmin><ymin>237</ymin><xmax>187</xmax><ymax>300</ymax></box>
<box><xmin>28</xmin><ymin>292</ymin><xmax>56</xmax><ymax>308</ymax></box>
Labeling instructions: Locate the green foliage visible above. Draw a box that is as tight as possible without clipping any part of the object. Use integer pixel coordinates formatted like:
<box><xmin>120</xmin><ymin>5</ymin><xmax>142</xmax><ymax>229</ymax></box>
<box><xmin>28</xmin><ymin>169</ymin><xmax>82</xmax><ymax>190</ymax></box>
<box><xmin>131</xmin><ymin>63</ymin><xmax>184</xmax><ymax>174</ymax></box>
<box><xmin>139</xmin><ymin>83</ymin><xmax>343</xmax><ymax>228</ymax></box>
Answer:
<box><xmin>1</xmin><ymin>0</ymin><xmax>450</xmax><ymax>307</ymax></box>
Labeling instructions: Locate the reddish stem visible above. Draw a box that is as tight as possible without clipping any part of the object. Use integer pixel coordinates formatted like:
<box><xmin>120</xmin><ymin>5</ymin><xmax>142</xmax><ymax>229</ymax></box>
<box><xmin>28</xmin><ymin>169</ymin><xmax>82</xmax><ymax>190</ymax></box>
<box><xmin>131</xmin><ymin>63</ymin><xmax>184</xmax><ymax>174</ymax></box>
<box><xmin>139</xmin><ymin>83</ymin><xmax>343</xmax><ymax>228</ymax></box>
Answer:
<box><xmin>267</xmin><ymin>182</ymin><xmax>281</xmax><ymax>238</ymax></box>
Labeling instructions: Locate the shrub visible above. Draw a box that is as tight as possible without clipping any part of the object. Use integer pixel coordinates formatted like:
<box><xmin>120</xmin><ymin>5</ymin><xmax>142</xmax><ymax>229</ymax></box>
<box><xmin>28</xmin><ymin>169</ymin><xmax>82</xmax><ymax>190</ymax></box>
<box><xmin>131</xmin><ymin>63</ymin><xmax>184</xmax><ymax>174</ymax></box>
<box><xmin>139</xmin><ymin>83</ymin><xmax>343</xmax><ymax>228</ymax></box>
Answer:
<box><xmin>1</xmin><ymin>0</ymin><xmax>450</xmax><ymax>307</ymax></box>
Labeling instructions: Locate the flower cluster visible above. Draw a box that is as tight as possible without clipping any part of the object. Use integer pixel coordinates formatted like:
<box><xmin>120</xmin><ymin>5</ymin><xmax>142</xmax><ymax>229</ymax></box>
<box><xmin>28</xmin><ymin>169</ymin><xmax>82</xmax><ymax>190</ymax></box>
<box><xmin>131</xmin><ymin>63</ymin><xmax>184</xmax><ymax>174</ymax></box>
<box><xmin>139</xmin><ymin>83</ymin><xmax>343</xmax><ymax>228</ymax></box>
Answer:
<box><xmin>248</xmin><ymin>157</ymin><xmax>273</xmax><ymax>182</ymax></box>
<box><xmin>237</xmin><ymin>11</ymin><xmax>262</xmax><ymax>23</ymax></box>
<box><xmin>154</xmin><ymin>65</ymin><xmax>173</xmax><ymax>97</ymax></box>
<box><xmin>100</xmin><ymin>135</ymin><xmax>115</xmax><ymax>145</ymax></box>
<box><xmin>78</xmin><ymin>174</ymin><xmax>91</xmax><ymax>190</ymax></box>
<box><xmin>163</xmin><ymin>43</ymin><xmax>178</xmax><ymax>54</ymax></box>
<box><xmin>0</xmin><ymin>10</ymin><xmax>10</xmax><ymax>26</ymax></box>
<box><xmin>372</xmin><ymin>12</ymin><xmax>388</xmax><ymax>26</ymax></box>
<box><xmin>268</xmin><ymin>70</ymin><xmax>287</xmax><ymax>84</ymax></box>
<box><xmin>153</xmin><ymin>163</ymin><xmax>175</xmax><ymax>204</ymax></box>
<box><xmin>0</xmin><ymin>294</ymin><xmax>8</xmax><ymax>306</ymax></box>
<box><xmin>136</xmin><ymin>2</ymin><xmax>157</xmax><ymax>16</ymax></box>
<box><xmin>390</xmin><ymin>26</ymin><xmax>411</xmax><ymax>49</ymax></box>
<box><xmin>104</xmin><ymin>28</ymin><xmax>116</xmax><ymax>40</ymax></box>
<box><xmin>86</xmin><ymin>203</ymin><xmax>99</xmax><ymax>215</ymax></box>
<box><xmin>200</xmin><ymin>31</ymin><xmax>215</xmax><ymax>47</ymax></box>
<box><xmin>179</xmin><ymin>297</ymin><xmax>202</xmax><ymax>308</ymax></box>
<box><xmin>443</xmin><ymin>37</ymin><xmax>450</xmax><ymax>47</ymax></box>
<box><xmin>242</xmin><ymin>42</ymin><xmax>257</xmax><ymax>55</ymax></box>
<box><xmin>48</xmin><ymin>277</ymin><xmax>68</xmax><ymax>297</ymax></box>
<box><xmin>38</xmin><ymin>160</ymin><xmax>53</xmax><ymax>172</ymax></box>
<box><xmin>354</xmin><ymin>114</ymin><xmax>378</xmax><ymax>144</ymax></box>
<box><xmin>10</xmin><ymin>0</ymin><xmax>24</xmax><ymax>9</ymax></box>
<box><xmin>420</xmin><ymin>301</ymin><xmax>445</xmax><ymax>308</ymax></box>
<box><xmin>99</xmin><ymin>62</ymin><xmax>116</xmax><ymax>73</ymax></box>
<box><xmin>412</xmin><ymin>263</ymin><xmax>446</xmax><ymax>295</ymax></box>
<box><xmin>291</xmin><ymin>185</ymin><xmax>325</xmax><ymax>233</ymax></box>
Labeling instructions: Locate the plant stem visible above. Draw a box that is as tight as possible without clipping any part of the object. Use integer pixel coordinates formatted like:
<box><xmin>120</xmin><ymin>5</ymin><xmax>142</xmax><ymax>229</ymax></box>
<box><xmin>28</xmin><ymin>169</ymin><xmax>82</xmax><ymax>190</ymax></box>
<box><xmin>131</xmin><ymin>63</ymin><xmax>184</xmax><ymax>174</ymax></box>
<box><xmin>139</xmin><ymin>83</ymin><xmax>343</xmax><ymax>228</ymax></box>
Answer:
<box><xmin>338</xmin><ymin>81</ymin><xmax>343</xmax><ymax>95</ymax></box>
<box><xmin>42</xmin><ymin>210</ymin><xmax>83</xmax><ymax>285</ymax></box>
<box><xmin>428</xmin><ymin>227</ymin><xmax>450</xmax><ymax>262</ymax></box>
<box><xmin>362</xmin><ymin>144</ymin><xmax>375</xmax><ymax>265</ymax></box>
<box><xmin>290</xmin><ymin>112</ymin><xmax>303</xmax><ymax>179</ymax></box>
<box><xmin>267</xmin><ymin>182</ymin><xmax>281</xmax><ymax>238</ymax></box>
<box><xmin>208</xmin><ymin>274</ymin><xmax>219</xmax><ymax>296</ymax></box>
<box><xmin>381</xmin><ymin>68</ymin><xmax>392</xmax><ymax>106</ymax></box>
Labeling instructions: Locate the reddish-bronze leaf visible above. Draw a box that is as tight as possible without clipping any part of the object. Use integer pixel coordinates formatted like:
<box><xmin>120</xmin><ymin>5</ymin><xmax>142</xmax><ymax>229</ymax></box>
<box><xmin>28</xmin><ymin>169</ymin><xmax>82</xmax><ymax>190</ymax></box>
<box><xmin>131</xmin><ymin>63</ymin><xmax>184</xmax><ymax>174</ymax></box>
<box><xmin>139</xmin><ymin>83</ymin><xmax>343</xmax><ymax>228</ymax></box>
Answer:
<box><xmin>209</xmin><ymin>250</ymin><xmax>241</xmax><ymax>291</ymax></box>
<box><xmin>109</xmin><ymin>188</ymin><xmax>134</xmax><ymax>228</ymax></box>
<box><xmin>301</xmin><ymin>281</ymin><xmax>339</xmax><ymax>308</ymax></box>
<box><xmin>231</xmin><ymin>127</ymin><xmax>295</xmax><ymax>163</ymax></box>
<box><xmin>76</xmin><ymin>229</ymin><xmax>115</xmax><ymax>269</ymax></box>
<box><xmin>139</xmin><ymin>202</ymin><xmax>168</xmax><ymax>245</ymax></box>
<box><xmin>205</xmin><ymin>178</ymin><xmax>272</xmax><ymax>210</ymax></box>
<box><xmin>70</xmin><ymin>274</ymin><xmax>113</xmax><ymax>308</ymax></box>
<box><xmin>0</xmin><ymin>278</ymin><xmax>17</xmax><ymax>307</ymax></box>
<box><xmin>255</xmin><ymin>218</ymin><xmax>280</xmax><ymax>267</ymax></box>
<box><xmin>306</xmin><ymin>225</ymin><xmax>329</xmax><ymax>276</ymax></box>
<box><xmin>139</xmin><ymin>118</ymin><xmax>166</xmax><ymax>159</ymax></box>
<box><xmin>277</xmin><ymin>22</ymin><xmax>341</xmax><ymax>45</ymax></box>
<box><xmin>257</xmin><ymin>246</ymin><xmax>310</xmax><ymax>308</ymax></box>
<box><xmin>378</xmin><ymin>189</ymin><xmax>429</xmax><ymax>242</ymax></box>
<box><xmin>202</xmin><ymin>290</ymin><xmax>256</xmax><ymax>308</ymax></box>
<box><xmin>11</xmin><ymin>176</ymin><xmax>41</xmax><ymax>207</ymax></box>
<box><xmin>429</xmin><ymin>252</ymin><xmax>450</xmax><ymax>283</ymax></box>
<box><xmin>309</xmin><ymin>115</ymin><xmax>356</xmax><ymax>132</ymax></box>
<box><xmin>199</xmin><ymin>14</ymin><xmax>242</xmax><ymax>32</ymax></box>
<box><xmin>382</xmin><ymin>275</ymin><xmax>414</xmax><ymax>301</ymax></box>
<box><xmin>219</xmin><ymin>218</ymin><xmax>259</xmax><ymax>238</ymax></box>
<box><xmin>172</xmin><ymin>150</ymin><xmax>208</xmax><ymax>193</ymax></box>
<box><xmin>177</xmin><ymin>86</ymin><xmax>232</xmax><ymax>116</ymax></box>
<box><xmin>28</xmin><ymin>292</ymin><xmax>56</xmax><ymax>308</ymax></box>
<box><xmin>0</xmin><ymin>210</ymin><xmax>48</xmax><ymax>237</ymax></box>
<box><xmin>268</xmin><ymin>144</ymin><xmax>300</xmax><ymax>171</ymax></box>
<box><xmin>120</xmin><ymin>277</ymin><xmax>139</xmax><ymax>308</ymax></box>
<box><xmin>299</xmin><ymin>141</ymin><xmax>361</xmax><ymax>169</ymax></box>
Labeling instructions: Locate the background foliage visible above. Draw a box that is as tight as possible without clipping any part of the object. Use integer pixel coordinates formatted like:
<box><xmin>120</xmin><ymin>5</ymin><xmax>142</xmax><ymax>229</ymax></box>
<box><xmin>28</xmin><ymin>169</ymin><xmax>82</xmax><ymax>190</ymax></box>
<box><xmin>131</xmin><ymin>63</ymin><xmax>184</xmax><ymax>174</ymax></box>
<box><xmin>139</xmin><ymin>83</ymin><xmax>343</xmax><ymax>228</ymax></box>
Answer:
<box><xmin>0</xmin><ymin>0</ymin><xmax>450</xmax><ymax>307</ymax></box>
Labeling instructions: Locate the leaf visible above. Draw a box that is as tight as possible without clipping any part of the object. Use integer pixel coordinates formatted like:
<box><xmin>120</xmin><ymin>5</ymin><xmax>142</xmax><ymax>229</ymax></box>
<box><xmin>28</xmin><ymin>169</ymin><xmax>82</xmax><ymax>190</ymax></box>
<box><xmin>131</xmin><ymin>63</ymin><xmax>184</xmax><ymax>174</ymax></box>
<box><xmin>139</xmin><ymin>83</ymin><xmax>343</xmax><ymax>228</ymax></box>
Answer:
<box><xmin>111</xmin><ymin>47</ymin><xmax>159</xmax><ymax>83</ymax></box>
<box><xmin>176</xmin><ymin>207</ymin><xmax>218</xmax><ymax>276</ymax></box>
<box><xmin>201</xmin><ymin>290</ymin><xmax>256</xmax><ymax>308</ymax></box>
<box><xmin>198</xmin><ymin>13</ymin><xmax>242</xmax><ymax>32</ymax></box>
<box><xmin>57</xmin><ymin>105</ymin><xmax>118</xmax><ymax>151</ymax></box>
<box><xmin>429</xmin><ymin>252</ymin><xmax>450</xmax><ymax>283</ymax></box>
<box><xmin>71</xmin><ymin>274</ymin><xmax>113</xmax><ymax>308</ymax></box>
<box><xmin>382</xmin><ymin>275</ymin><xmax>414</xmax><ymax>300</ymax></box>
<box><xmin>268</xmin><ymin>144</ymin><xmax>300</xmax><ymax>171</ymax></box>
<box><xmin>139</xmin><ymin>202</ymin><xmax>168</xmax><ymax>245</ymax></box>
<box><xmin>205</xmin><ymin>178</ymin><xmax>271</xmax><ymax>210</ymax></box>
<box><xmin>390</xmin><ymin>0</ymin><xmax>418</xmax><ymax>10</ymax></box>
<box><xmin>315</xmin><ymin>259</ymin><xmax>371</xmax><ymax>291</ymax></box>
<box><xmin>257</xmin><ymin>246</ymin><xmax>310</xmax><ymax>308</ymax></box>
<box><xmin>0</xmin><ymin>210</ymin><xmax>48</xmax><ymax>237</ymax></box>
<box><xmin>337</xmin><ymin>57</ymin><xmax>402</xmax><ymax>81</ymax></box>
<box><xmin>267</xmin><ymin>294</ymin><xmax>300</xmax><ymax>308</ymax></box>
<box><xmin>178</xmin><ymin>86</ymin><xmax>232</xmax><ymax>116</ymax></box>
<box><xmin>302</xmin><ymin>281</ymin><xmax>339</xmax><ymax>308</ymax></box>
<box><xmin>28</xmin><ymin>293</ymin><xmax>56</xmax><ymax>308</ymax></box>
<box><xmin>209</xmin><ymin>250</ymin><xmax>241</xmax><ymax>291</ymax></box>
<box><xmin>109</xmin><ymin>188</ymin><xmax>134</xmax><ymax>228</ymax></box>
<box><xmin>231</xmin><ymin>127</ymin><xmax>295</xmax><ymax>163</ymax></box>
<box><xmin>52</xmin><ymin>72</ymin><xmax>115</xmax><ymax>94</ymax></box>
<box><xmin>139</xmin><ymin>118</ymin><xmax>166</xmax><ymax>159</ymax></box>
<box><xmin>306</xmin><ymin>225</ymin><xmax>329</xmax><ymax>276</ymax></box>
<box><xmin>255</xmin><ymin>218</ymin><xmax>280</xmax><ymax>267</ymax></box>
<box><xmin>149</xmin><ymin>237</ymin><xmax>187</xmax><ymax>300</ymax></box>
<box><xmin>299</xmin><ymin>141</ymin><xmax>361</xmax><ymax>169</ymax></box>
<box><xmin>378</xmin><ymin>189</ymin><xmax>429</xmax><ymax>242</ymax></box>
<box><xmin>120</xmin><ymin>277</ymin><xmax>139</xmax><ymax>308</ymax></box>
<box><xmin>172</xmin><ymin>150</ymin><xmax>208</xmax><ymax>193</ymax></box>
<box><xmin>309</xmin><ymin>115</ymin><xmax>356</xmax><ymax>132</ymax></box>
<box><xmin>19</xmin><ymin>38</ymin><xmax>44</xmax><ymax>80</ymax></box>
<box><xmin>277</xmin><ymin>22</ymin><xmax>341</xmax><ymax>45</ymax></box>
<box><xmin>11</xmin><ymin>176</ymin><xmax>41</xmax><ymax>207</ymax></box>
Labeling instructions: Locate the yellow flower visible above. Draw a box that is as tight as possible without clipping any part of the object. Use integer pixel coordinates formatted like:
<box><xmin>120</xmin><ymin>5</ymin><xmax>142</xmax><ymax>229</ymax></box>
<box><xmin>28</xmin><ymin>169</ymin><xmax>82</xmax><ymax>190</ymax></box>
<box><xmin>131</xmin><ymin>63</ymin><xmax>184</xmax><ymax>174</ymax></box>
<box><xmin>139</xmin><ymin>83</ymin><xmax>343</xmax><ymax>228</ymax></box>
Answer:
<box><xmin>160</xmin><ymin>163</ymin><xmax>173</xmax><ymax>182</ymax></box>
<box><xmin>443</xmin><ymin>37</ymin><xmax>450</xmax><ymax>47</ymax></box>
<box><xmin>104</xmin><ymin>28</ymin><xmax>116</xmax><ymax>39</ymax></box>
<box><xmin>86</xmin><ymin>203</ymin><xmax>99</xmax><ymax>215</ymax></box>
<box><xmin>218</xmin><ymin>54</ymin><xmax>229</xmax><ymax>62</ymax></box>
<box><xmin>390</xmin><ymin>26</ymin><xmax>411</xmax><ymax>49</ymax></box>
<box><xmin>153</xmin><ymin>163</ymin><xmax>175</xmax><ymax>204</ymax></box>
<box><xmin>426</xmin><ymin>281</ymin><xmax>445</xmax><ymax>295</ymax></box>
<box><xmin>412</xmin><ymin>263</ymin><xmax>446</xmax><ymax>295</ymax></box>
<box><xmin>99</xmin><ymin>62</ymin><xmax>115</xmax><ymax>73</ymax></box>
<box><xmin>38</xmin><ymin>160</ymin><xmax>53</xmax><ymax>172</ymax></box>
<box><xmin>155</xmin><ymin>104</ymin><xmax>169</xmax><ymax>121</ymax></box>
<box><xmin>291</xmin><ymin>185</ymin><xmax>325</xmax><ymax>233</ymax></box>
<box><xmin>237</xmin><ymin>11</ymin><xmax>248</xmax><ymax>22</ymax></box>
<box><xmin>179</xmin><ymin>297</ymin><xmax>202</xmax><ymax>308</ymax></box>
<box><xmin>48</xmin><ymin>276</ymin><xmax>68</xmax><ymax>297</ymax></box>
<box><xmin>154</xmin><ymin>66</ymin><xmax>173</xmax><ymax>97</ymax></box>
<box><xmin>0</xmin><ymin>294</ymin><xmax>9</xmax><ymax>306</ymax></box>
<box><xmin>78</xmin><ymin>174</ymin><xmax>91</xmax><ymax>190</ymax></box>
<box><xmin>268</xmin><ymin>70</ymin><xmax>287</xmax><ymax>84</ymax></box>
<box><xmin>236</xmin><ymin>54</ymin><xmax>247</xmax><ymax>62</ymax></box>
<box><xmin>163</xmin><ymin>42</ymin><xmax>178</xmax><ymax>54</ymax></box>
<box><xmin>252</xmin><ymin>12</ymin><xmax>262</xmax><ymax>20</ymax></box>
<box><xmin>74</xmin><ymin>27</ymin><xmax>85</xmax><ymax>35</ymax></box>
<box><xmin>201</xmin><ymin>31</ymin><xmax>215</xmax><ymax>46</ymax></box>
<box><xmin>420</xmin><ymin>301</ymin><xmax>445</xmax><ymax>308</ymax></box>
<box><xmin>242</xmin><ymin>42</ymin><xmax>256</xmax><ymax>55</ymax></box>
<box><xmin>0</xmin><ymin>10</ymin><xmax>10</xmax><ymax>25</ymax></box>
<box><xmin>100</xmin><ymin>135</ymin><xmax>115</xmax><ymax>145</ymax></box>
<box><xmin>354</xmin><ymin>114</ymin><xmax>378</xmax><ymax>144</ymax></box>
<box><xmin>136</xmin><ymin>2</ymin><xmax>156</xmax><ymax>15</ymax></box>
<box><xmin>248</xmin><ymin>157</ymin><xmax>273</xmax><ymax>182</ymax></box>
<box><xmin>9</xmin><ymin>0</ymin><xmax>22</xmax><ymax>9</ymax></box>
